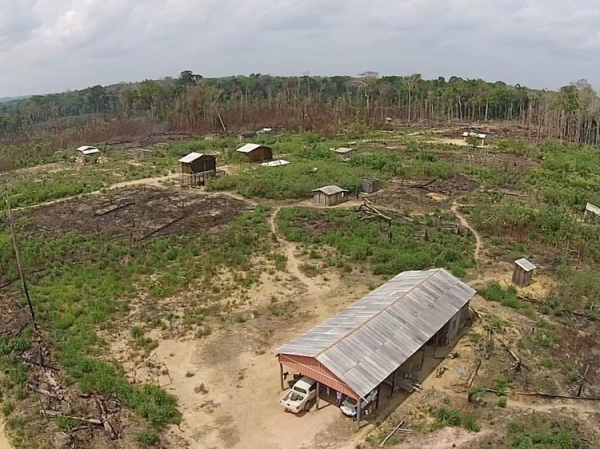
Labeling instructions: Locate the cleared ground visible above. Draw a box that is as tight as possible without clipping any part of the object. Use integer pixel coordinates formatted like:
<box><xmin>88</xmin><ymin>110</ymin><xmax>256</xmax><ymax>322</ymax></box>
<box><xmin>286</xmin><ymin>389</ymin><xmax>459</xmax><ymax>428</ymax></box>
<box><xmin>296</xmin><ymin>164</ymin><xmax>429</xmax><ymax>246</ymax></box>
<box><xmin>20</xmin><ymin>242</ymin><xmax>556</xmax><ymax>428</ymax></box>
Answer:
<box><xmin>2</xmin><ymin>131</ymin><xmax>600</xmax><ymax>449</ymax></box>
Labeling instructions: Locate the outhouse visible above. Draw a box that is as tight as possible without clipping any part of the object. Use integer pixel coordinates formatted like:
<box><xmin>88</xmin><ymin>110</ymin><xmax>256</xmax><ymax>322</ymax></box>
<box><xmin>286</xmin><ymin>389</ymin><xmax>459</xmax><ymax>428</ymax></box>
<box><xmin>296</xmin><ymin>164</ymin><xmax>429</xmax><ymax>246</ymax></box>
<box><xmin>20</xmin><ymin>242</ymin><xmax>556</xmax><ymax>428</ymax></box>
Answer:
<box><xmin>312</xmin><ymin>185</ymin><xmax>349</xmax><ymax>207</ymax></box>
<box><xmin>362</xmin><ymin>177</ymin><xmax>381</xmax><ymax>194</ymax></box>
<box><xmin>512</xmin><ymin>258</ymin><xmax>536</xmax><ymax>287</ymax></box>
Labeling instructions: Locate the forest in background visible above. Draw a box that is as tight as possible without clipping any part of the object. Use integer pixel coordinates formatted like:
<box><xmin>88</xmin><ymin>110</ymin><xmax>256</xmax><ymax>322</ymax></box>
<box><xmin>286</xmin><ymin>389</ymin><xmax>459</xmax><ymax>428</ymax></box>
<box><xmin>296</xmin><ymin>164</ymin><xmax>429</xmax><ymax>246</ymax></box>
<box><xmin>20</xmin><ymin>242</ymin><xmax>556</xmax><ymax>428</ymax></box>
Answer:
<box><xmin>1</xmin><ymin>71</ymin><xmax>599</xmax><ymax>146</ymax></box>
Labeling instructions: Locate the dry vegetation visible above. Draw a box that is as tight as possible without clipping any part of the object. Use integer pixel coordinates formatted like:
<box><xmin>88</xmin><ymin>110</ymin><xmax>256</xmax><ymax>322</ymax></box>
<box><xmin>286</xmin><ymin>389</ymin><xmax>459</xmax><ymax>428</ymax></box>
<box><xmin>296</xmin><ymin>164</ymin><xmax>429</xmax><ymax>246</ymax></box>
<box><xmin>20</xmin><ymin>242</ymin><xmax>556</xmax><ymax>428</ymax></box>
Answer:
<box><xmin>0</xmin><ymin>128</ymin><xmax>599</xmax><ymax>449</ymax></box>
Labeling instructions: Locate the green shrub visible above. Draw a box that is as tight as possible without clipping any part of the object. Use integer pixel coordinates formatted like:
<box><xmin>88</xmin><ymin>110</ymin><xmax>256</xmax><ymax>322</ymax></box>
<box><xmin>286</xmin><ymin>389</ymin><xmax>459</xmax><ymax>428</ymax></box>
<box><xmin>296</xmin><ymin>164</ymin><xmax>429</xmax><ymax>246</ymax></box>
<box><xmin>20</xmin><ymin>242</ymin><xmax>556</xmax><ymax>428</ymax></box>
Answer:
<box><xmin>540</xmin><ymin>358</ymin><xmax>554</xmax><ymax>369</ymax></box>
<box><xmin>138</xmin><ymin>429</ymin><xmax>160</xmax><ymax>447</ymax></box>
<box><xmin>435</xmin><ymin>407</ymin><xmax>462</xmax><ymax>426</ymax></box>
<box><xmin>468</xmin><ymin>386</ymin><xmax>486</xmax><ymax>402</ymax></box>
<box><xmin>277</xmin><ymin>207</ymin><xmax>475</xmax><ymax>276</ymax></box>
<box><xmin>2</xmin><ymin>402</ymin><xmax>15</xmax><ymax>416</ymax></box>
<box><xmin>462</xmin><ymin>413</ymin><xmax>481</xmax><ymax>432</ymax></box>
<box><xmin>479</xmin><ymin>283</ymin><xmax>534</xmax><ymax>315</ymax></box>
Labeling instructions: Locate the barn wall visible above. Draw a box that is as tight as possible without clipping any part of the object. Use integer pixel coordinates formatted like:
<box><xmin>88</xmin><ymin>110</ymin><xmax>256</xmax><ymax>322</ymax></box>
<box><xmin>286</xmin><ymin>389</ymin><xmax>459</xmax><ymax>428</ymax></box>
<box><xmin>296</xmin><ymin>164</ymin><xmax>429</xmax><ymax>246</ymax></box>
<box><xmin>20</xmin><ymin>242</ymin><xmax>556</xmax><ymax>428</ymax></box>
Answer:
<box><xmin>278</xmin><ymin>354</ymin><xmax>359</xmax><ymax>399</ymax></box>
<box><xmin>329</xmin><ymin>192</ymin><xmax>345</xmax><ymax>206</ymax></box>
<box><xmin>189</xmin><ymin>156</ymin><xmax>216</xmax><ymax>174</ymax></box>
<box><xmin>511</xmin><ymin>266</ymin><xmax>532</xmax><ymax>287</ymax></box>
<box><xmin>246</xmin><ymin>146</ymin><xmax>273</xmax><ymax>163</ymax></box>
<box><xmin>313</xmin><ymin>192</ymin><xmax>327</xmax><ymax>205</ymax></box>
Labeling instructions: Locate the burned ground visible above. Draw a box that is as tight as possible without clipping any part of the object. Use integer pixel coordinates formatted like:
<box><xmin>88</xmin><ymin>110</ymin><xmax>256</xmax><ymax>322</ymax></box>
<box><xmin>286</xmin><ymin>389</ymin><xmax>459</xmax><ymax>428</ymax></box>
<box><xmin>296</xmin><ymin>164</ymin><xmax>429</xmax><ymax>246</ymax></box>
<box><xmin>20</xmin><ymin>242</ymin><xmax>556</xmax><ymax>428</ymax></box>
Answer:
<box><xmin>24</xmin><ymin>187</ymin><xmax>250</xmax><ymax>241</ymax></box>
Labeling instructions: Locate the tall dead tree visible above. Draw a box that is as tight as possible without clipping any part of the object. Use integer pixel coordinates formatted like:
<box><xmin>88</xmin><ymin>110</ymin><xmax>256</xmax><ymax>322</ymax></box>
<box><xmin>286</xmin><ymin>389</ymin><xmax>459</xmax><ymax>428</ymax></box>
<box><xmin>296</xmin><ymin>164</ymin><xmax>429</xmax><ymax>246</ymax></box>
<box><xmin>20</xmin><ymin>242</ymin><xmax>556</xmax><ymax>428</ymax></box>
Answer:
<box><xmin>5</xmin><ymin>192</ymin><xmax>38</xmax><ymax>331</ymax></box>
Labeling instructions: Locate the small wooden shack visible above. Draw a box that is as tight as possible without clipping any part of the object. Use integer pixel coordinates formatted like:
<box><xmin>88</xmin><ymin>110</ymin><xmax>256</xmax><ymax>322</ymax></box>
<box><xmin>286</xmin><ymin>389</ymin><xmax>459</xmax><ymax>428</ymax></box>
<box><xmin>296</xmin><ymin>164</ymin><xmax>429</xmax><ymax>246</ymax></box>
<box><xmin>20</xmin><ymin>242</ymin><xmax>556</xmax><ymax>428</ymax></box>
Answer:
<box><xmin>179</xmin><ymin>152</ymin><xmax>217</xmax><ymax>187</ymax></box>
<box><xmin>76</xmin><ymin>146</ymin><xmax>100</xmax><ymax>164</ymax></box>
<box><xmin>236</xmin><ymin>143</ymin><xmax>273</xmax><ymax>163</ymax></box>
<box><xmin>462</xmin><ymin>131</ymin><xmax>487</xmax><ymax>146</ymax></box>
<box><xmin>129</xmin><ymin>148</ymin><xmax>153</xmax><ymax>162</ymax></box>
<box><xmin>334</xmin><ymin>147</ymin><xmax>354</xmax><ymax>161</ymax></box>
<box><xmin>312</xmin><ymin>185</ymin><xmax>349</xmax><ymax>207</ymax></box>
<box><xmin>512</xmin><ymin>258</ymin><xmax>536</xmax><ymax>287</ymax></box>
<box><xmin>362</xmin><ymin>177</ymin><xmax>381</xmax><ymax>194</ymax></box>
<box><xmin>584</xmin><ymin>203</ymin><xmax>600</xmax><ymax>222</ymax></box>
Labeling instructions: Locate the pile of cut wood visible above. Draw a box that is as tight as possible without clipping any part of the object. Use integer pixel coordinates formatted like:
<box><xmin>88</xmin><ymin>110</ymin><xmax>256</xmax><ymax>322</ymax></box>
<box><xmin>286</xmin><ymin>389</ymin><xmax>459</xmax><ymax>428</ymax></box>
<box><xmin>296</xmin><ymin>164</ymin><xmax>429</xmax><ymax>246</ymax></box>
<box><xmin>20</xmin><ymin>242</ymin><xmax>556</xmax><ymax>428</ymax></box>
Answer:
<box><xmin>396</xmin><ymin>377</ymin><xmax>423</xmax><ymax>393</ymax></box>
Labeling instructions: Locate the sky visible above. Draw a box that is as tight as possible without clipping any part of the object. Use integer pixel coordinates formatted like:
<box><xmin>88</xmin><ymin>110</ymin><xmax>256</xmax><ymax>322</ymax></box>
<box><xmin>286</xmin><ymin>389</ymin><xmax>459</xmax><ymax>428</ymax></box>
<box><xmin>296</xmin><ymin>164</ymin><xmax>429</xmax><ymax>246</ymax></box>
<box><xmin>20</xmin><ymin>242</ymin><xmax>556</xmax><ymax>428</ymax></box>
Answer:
<box><xmin>1</xmin><ymin>0</ymin><xmax>600</xmax><ymax>96</ymax></box>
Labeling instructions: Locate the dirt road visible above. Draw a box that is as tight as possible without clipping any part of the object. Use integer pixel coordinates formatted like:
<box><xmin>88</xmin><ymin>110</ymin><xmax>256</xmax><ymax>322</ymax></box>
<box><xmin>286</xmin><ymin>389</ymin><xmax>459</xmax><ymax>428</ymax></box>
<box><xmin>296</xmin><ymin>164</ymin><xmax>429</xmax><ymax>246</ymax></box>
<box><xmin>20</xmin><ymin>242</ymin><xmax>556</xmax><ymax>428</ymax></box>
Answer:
<box><xmin>140</xmin><ymin>207</ymin><xmax>370</xmax><ymax>449</ymax></box>
<box><xmin>0</xmin><ymin>421</ymin><xmax>11</xmax><ymax>449</ymax></box>
<box><xmin>451</xmin><ymin>203</ymin><xmax>483</xmax><ymax>266</ymax></box>
<box><xmin>268</xmin><ymin>206</ymin><xmax>320</xmax><ymax>294</ymax></box>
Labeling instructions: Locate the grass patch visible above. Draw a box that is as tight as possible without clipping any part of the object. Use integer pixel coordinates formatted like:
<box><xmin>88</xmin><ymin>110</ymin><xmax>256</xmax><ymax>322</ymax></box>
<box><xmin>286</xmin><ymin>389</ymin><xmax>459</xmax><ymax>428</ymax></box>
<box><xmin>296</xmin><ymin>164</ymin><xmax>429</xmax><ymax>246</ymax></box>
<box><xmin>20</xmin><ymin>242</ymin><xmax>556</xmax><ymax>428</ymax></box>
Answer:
<box><xmin>277</xmin><ymin>207</ymin><xmax>475</xmax><ymax>276</ymax></box>
<box><xmin>0</xmin><ymin>206</ymin><xmax>273</xmax><ymax>435</ymax></box>
<box><xmin>507</xmin><ymin>416</ymin><xmax>584</xmax><ymax>448</ymax></box>
<box><xmin>479</xmin><ymin>283</ymin><xmax>535</xmax><ymax>316</ymax></box>
<box><xmin>434</xmin><ymin>407</ymin><xmax>480</xmax><ymax>433</ymax></box>
<box><xmin>206</xmin><ymin>137</ymin><xmax>456</xmax><ymax>200</ymax></box>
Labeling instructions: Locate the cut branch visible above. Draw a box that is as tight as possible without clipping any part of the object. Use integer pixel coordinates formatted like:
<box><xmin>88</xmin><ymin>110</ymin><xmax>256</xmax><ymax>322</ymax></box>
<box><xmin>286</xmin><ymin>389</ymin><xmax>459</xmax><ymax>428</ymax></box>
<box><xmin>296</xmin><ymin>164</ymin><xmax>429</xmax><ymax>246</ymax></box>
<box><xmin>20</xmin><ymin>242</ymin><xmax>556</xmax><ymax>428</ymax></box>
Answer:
<box><xmin>5</xmin><ymin>192</ymin><xmax>38</xmax><ymax>331</ymax></box>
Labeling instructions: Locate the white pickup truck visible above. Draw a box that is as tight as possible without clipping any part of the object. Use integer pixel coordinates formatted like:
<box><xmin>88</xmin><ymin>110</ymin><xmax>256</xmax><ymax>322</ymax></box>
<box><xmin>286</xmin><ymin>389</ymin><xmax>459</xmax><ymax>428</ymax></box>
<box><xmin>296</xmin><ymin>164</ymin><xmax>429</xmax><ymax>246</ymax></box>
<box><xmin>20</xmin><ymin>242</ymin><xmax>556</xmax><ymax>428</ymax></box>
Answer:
<box><xmin>280</xmin><ymin>377</ymin><xmax>318</xmax><ymax>413</ymax></box>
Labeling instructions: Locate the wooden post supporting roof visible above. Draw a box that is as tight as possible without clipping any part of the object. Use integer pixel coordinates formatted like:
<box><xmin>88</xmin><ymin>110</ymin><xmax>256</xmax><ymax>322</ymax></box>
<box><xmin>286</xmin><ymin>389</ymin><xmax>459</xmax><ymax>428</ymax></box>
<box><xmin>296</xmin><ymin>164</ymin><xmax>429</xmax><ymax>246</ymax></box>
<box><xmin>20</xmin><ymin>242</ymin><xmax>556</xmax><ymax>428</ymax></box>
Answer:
<box><xmin>279</xmin><ymin>363</ymin><xmax>284</xmax><ymax>391</ymax></box>
<box><xmin>316</xmin><ymin>382</ymin><xmax>320</xmax><ymax>410</ymax></box>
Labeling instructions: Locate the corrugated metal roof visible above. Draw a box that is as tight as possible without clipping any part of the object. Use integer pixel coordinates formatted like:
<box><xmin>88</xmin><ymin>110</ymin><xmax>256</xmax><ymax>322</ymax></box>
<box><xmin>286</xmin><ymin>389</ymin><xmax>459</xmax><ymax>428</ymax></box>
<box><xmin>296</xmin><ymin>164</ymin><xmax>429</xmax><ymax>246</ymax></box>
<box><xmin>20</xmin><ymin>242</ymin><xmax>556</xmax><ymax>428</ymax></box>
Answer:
<box><xmin>586</xmin><ymin>203</ymin><xmax>600</xmax><ymax>217</ymax></box>
<box><xmin>276</xmin><ymin>269</ymin><xmax>476</xmax><ymax>398</ymax></box>
<box><xmin>462</xmin><ymin>132</ymin><xmax>487</xmax><ymax>139</ymax></box>
<box><xmin>237</xmin><ymin>143</ymin><xmax>264</xmax><ymax>153</ymax></box>
<box><xmin>261</xmin><ymin>159</ymin><xmax>290</xmax><ymax>167</ymax></box>
<box><xmin>178</xmin><ymin>152</ymin><xmax>205</xmax><ymax>163</ymax></box>
<box><xmin>334</xmin><ymin>147</ymin><xmax>353</xmax><ymax>154</ymax></box>
<box><xmin>77</xmin><ymin>145</ymin><xmax>99</xmax><ymax>155</ymax></box>
<box><xmin>312</xmin><ymin>185</ymin><xmax>348</xmax><ymax>195</ymax></box>
<box><xmin>515</xmin><ymin>258</ymin><xmax>536</xmax><ymax>272</ymax></box>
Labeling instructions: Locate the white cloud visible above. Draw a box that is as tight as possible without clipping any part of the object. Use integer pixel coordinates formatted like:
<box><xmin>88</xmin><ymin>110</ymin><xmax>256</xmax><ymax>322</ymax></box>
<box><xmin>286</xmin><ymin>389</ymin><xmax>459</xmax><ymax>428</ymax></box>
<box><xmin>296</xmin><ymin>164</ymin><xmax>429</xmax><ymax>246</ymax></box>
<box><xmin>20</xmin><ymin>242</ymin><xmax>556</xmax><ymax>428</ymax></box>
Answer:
<box><xmin>0</xmin><ymin>0</ymin><xmax>600</xmax><ymax>95</ymax></box>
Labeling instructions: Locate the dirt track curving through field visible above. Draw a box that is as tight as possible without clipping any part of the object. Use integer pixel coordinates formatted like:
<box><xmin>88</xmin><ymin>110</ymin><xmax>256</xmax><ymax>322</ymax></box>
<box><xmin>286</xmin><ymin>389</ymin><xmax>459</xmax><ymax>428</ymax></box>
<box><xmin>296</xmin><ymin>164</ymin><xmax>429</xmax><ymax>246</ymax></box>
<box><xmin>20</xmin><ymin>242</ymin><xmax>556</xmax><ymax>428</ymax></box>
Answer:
<box><xmin>268</xmin><ymin>206</ymin><xmax>319</xmax><ymax>294</ymax></box>
<box><xmin>451</xmin><ymin>202</ymin><xmax>483</xmax><ymax>268</ymax></box>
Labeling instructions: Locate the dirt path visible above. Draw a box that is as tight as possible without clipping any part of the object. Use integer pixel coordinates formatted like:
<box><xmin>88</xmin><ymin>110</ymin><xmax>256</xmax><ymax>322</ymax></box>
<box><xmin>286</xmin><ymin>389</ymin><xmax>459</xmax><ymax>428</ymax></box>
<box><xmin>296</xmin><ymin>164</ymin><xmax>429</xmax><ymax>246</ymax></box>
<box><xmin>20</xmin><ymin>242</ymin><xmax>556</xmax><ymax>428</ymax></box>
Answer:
<box><xmin>451</xmin><ymin>203</ymin><xmax>483</xmax><ymax>268</ymax></box>
<box><xmin>268</xmin><ymin>206</ymin><xmax>318</xmax><ymax>294</ymax></box>
<box><xmin>0</xmin><ymin>421</ymin><xmax>11</xmax><ymax>449</ymax></box>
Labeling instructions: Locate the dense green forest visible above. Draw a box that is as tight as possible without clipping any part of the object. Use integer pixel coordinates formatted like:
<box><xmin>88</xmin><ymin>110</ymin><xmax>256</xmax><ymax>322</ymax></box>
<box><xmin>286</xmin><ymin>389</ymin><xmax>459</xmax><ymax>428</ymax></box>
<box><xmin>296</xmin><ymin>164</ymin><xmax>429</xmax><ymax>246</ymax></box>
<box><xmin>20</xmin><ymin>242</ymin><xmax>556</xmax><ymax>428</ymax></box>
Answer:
<box><xmin>1</xmin><ymin>71</ymin><xmax>599</xmax><ymax>144</ymax></box>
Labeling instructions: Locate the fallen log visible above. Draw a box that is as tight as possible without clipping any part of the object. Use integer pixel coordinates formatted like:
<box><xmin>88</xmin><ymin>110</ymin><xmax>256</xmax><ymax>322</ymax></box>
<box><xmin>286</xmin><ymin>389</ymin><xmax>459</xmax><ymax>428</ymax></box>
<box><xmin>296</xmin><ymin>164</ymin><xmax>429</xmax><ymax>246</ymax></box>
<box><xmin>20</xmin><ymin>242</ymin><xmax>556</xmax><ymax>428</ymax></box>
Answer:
<box><xmin>379</xmin><ymin>421</ymin><xmax>405</xmax><ymax>447</ymax></box>
<box><xmin>134</xmin><ymin>216</ymin><xmax>186</xmax><ymax>242</ymax></box>
<box><xmin>469</xmin><ymin>306</ymin><xmax>482</xmax><ymax>319</ymax></box>
<box><xmin>360</xmin><ymin>200</ymin><xmax>393</xmax><ymax>222</ymax></box>
<box><xmin>577</xmin><ymin>363</ymin><xmax>590</xmax><ymax>397</ymax></box>
<box><xmin>467</xmin><ymin>359</ymin><xmax>482</xmax><ymax>387</ymax></box>
<box><xmin>516</xmin><ymin>391</ymin><xmax>599</xmax><ymax>402</ymax></box>
<box><xmin>22</xmin><ymin>359</ymin><xmax>60</xmax><ymax>371</ymax></box>
<box><xmin>94</xmin><ymin>201</ymin><xmax>135</xmax><ymax>217</ymax></box>
<box><xmin>412</xmin><ymin>179</ymin><xmax>438</xmax><ymax>190</ymax></box>
<box><xmin>43</xmin><ymin>410</ymin><xmax>103</xmax><ymax>425</ymax></box>
<box><xmin>96</xmin><ymin>398</ymin><xmax>118</xmax><ymax>440</ymax></box>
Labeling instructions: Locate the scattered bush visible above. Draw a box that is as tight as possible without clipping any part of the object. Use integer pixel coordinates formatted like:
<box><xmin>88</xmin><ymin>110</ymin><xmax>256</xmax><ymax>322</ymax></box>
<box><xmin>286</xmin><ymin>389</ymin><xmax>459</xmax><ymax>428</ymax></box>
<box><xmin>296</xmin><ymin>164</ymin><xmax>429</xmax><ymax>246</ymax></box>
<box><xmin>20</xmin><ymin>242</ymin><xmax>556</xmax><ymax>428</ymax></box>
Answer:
<box><xmin>138</xmin><ymin>429</ymin><xmax>160</xmax><ymax>447</ymax></box>
<box><xmin>277</xmin><ymin>207</ymin><xmax>475</xmax><ymax>276</ymax></box>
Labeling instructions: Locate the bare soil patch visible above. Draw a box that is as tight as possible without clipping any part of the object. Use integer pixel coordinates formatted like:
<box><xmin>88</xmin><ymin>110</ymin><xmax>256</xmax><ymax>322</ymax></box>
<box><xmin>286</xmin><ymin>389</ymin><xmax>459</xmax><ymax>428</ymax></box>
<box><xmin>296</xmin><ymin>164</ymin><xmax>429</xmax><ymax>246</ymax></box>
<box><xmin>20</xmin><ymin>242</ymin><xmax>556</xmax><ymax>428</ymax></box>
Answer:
<box><xmin>104</xmin><ymin>222</ymin><xmax>379</xmax><ymax>449</ymax></box>
<box><xmin>369</xmin><ymin>175</ymin><xmax>479</xmax><ymax>214</ymax></box>
<box><xmin>0</xmin><ymin>422</ymin><xmax>11</xmax><ymax>449</ymax></box>
<box><xmin>24</xmin><ymin>187</ymin><xmax>250</xmax><ymax>240</ymax></box>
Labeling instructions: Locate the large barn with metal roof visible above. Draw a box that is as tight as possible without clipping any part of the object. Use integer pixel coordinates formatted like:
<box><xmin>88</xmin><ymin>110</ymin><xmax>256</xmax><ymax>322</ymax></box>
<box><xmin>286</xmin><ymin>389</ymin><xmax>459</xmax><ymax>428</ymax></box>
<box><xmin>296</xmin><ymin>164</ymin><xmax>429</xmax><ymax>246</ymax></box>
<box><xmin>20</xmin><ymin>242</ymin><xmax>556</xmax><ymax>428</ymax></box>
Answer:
<box><xmin>275</xmin><ymin>268</ymin><xmax>476</xmax><ymax>425</ymax></box>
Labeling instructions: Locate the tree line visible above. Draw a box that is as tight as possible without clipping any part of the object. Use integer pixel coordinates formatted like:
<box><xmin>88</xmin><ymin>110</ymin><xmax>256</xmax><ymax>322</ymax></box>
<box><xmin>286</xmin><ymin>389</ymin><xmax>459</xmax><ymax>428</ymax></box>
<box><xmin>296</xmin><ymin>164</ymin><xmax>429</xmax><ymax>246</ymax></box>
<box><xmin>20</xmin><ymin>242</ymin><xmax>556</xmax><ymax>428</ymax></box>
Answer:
<box><xmin>1</xmin><ymin>71</ymin><xmax>599</xmax><ymax>144</ymax></box>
